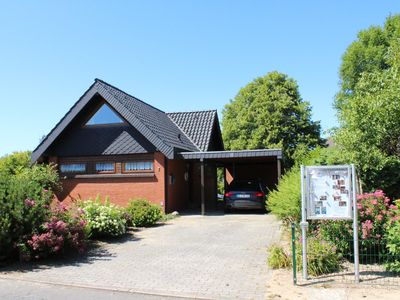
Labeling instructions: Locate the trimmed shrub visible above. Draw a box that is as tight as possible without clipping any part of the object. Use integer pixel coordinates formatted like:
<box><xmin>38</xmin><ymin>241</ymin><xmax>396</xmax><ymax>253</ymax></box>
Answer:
<box><xmin>126</xmin><ymin>198</ymin><xmax>163</xmax><ymax>227</ymax></box>
<box><xmin>267</xmin><ymin>244</ymin><xmax>290</xmax><ymax>269</ymax></box>
<box><xmin>79</xmin><ymin>196</ymin><xmax>127</xmax><ymax>238</ymax></box>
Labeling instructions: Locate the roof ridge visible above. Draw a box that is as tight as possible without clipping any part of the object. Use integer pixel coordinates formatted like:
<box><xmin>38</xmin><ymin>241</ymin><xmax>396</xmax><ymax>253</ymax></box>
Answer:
<box><xmin>95</xmin><ymin>78</ymin><xmax>166</xmax><ymax>114</ymax></box>
<box><xmin>166</xmin><ymin>109</ymin><xmax>217</xmax><ymax>114</ymax></box>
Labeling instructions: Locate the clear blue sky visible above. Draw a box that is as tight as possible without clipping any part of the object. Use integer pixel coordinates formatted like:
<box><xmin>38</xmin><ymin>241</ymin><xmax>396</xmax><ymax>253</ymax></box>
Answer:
<box><xmin>1</xmin><ymin>1</ymin><xmax>399</xmax><ymax>156</ymax></box>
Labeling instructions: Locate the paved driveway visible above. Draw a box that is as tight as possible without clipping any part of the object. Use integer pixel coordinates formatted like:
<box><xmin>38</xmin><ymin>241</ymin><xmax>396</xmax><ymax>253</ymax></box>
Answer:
<box><xmin>0</xmin><ymin>214</ymin><xmax>281</xmax><ymax>300</ymax></box>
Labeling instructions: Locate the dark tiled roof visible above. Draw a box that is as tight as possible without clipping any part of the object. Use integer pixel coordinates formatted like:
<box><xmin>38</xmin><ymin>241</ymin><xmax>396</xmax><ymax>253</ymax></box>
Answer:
<box><xmin>167</xmin><ymin>110</ymin><xmax>217</xmax><ymax>151</ymax></box>
<box><xmin>95</xmin><ymin>80</ymin><xmax>199</xmax><ymax>155</ymax></box>
<box><xmin>49</xmin><ymin>125</ymin><xmax>155</xmax><ymax>157</ymax></box>
<box><xmin>31</xmin><ymin>79</ymin><xmax>210</xmax><ymax>162</ymax></box>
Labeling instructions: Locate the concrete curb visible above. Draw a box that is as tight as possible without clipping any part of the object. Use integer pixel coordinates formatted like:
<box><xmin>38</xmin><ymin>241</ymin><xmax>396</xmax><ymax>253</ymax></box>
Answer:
<box><xmin>0</xmin><ymin>275</ymin><xmax>213</xmax><ymax>300</ymax></box>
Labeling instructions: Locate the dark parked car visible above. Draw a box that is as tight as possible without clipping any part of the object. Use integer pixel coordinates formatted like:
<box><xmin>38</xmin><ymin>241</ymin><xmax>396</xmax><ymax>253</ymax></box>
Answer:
<box><xmin>224</xmin><ymin>179</ymin><xmax>266</xmax><ymax>212</ymax></box>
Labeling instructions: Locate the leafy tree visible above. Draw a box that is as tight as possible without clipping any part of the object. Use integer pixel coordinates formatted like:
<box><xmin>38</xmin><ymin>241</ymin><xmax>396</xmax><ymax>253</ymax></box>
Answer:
<box><xmin>334</xmin><ymin>15</ymin><xmax>400</xmax><ymax>198</ymax></box>
<box><xmin>222</xmin><ymin>71</ymin><xmax>324</xmax><ymax>168</ymax></box>
<box><xmin>335</xmin><ymin>15</ymin><xmax>400</xmax><ymax>110</ymax></box>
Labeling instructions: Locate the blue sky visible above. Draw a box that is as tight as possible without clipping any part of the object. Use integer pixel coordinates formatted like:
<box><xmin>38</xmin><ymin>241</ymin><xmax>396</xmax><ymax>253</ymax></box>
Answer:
<box><xmin>0</xmin><ymin>1</ymin><xmax>399</xmax><ymax>156</ymax></box>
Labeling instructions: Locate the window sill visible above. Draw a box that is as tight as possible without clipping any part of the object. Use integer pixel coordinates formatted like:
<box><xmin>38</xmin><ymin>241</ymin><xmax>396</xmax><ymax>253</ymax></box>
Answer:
<box><xmin>62</xmin><ymin>173</ymin><xmax>155</xmax><ymax>179</ymax></box>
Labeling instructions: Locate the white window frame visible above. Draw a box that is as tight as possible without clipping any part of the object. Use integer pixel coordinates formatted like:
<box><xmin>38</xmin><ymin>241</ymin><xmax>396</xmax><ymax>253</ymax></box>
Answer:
<box><xmin>60</xmin><ymin>163</ymin><xmax>86</xmax><ymax>173</ymax></box>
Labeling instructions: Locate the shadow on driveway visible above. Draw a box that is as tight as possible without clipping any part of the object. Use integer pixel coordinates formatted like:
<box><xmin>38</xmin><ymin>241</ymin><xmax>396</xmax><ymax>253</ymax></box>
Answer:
<box><xmin>0</xmin><ymin>232</ymin><xmax>141</xmax><ymax>274</ymax></box>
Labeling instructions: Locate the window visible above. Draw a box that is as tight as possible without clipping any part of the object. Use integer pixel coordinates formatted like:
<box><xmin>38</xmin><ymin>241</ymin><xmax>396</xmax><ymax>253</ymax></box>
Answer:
<box><xmin>60</xmin><ymin>163</ymin><xmax>86</xmax><ymax>173</ymax></box>
<box><xmin>95</xmin><ymin>162</ymin><xmax>115</xmax><ymax>173</ymax></box>
<box><xmin>124</xmin><ymin>161</ymin><xmax>153</xmax><ymax>172</ymax></box>
<box><xmin>86</xmin><ymin>103</ymin><xmax>124</xmax><ymax>126</ymax></box>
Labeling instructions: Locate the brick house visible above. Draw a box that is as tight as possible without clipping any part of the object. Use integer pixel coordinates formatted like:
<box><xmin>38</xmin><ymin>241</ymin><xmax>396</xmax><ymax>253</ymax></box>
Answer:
<box><xmin>32</xmin><ymin>79</ymin><xmax>282</xmax><ymax>214</ymax></box>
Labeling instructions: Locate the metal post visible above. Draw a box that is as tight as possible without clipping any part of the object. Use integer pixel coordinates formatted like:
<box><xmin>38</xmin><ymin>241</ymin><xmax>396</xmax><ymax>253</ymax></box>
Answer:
<box><xmin>291</xmin><ymin>223</ymin><xmax>297</xmax><ymax>285</ymax></box>
<box><xmin>300</xmin><ymin>165</ymin><xmax>308</xmax><ymax>280</ymax></box>
<box><xmin>277</xmin><ymin>159</ymin><xmax>282</xmax><ymax>183</ymax></box>
<box><xmin>352</xmin><ymin>164</ymin><xmax>360</xmax><ymax>283</ymax></box>
<box><xmin>200</xmin><ymin>158</ymin><xmax>205</xmax><ymax>216</ymax></box>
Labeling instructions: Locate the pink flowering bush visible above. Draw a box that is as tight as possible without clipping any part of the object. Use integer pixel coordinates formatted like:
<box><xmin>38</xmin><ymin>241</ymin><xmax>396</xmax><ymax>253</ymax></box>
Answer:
<box><xmin>21</xmin><ymin>202</ymin><xmax>88</xmax><ymax>260</ymax></box>
<box><xmin>319</xmin><ymin>190</ymin><xmax>394</xmax><ymax>255</ymax></box>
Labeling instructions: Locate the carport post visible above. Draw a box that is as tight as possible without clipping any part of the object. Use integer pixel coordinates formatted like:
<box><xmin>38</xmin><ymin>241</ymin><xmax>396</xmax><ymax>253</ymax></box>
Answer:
<box><xmin>200</xmin><ymin>158</ymin><xmax>205</xmax><ymax>215</ymax></box>
<box><xmin>277</xmin><ymin>159</ymin><xmax>282</xmax><ymax>182</ymax></box>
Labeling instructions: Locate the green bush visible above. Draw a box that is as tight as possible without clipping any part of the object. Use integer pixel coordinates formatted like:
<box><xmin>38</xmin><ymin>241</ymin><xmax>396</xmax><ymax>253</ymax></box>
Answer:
<box><xmin>126</xmin><ymin>198</ymin><xmax>163</xmax><ymax>227</ymax></box>
<box><xmin>0</xmin><ymin>151</ymin><xmax>31</xmax><ymax>175</ymax></box>
<box><xmin>0</xmin><ymin>155</ymin><xmax>60</xmax><ymax>260</ymax></box>
<box><xmin>267</xmin><ymin>244</ymin><xmax>290</xmax><ymax>269</ymax></box>
<box><xmin>79</xmin><ymin>196</ymin><xmax>127</xmax><ymax>238</ymax></box>
<box><xmin>267</xmin><ymin>168</ymin><xmax>301</xmax><ymax>224</ymax></box>
<box><xmin>297</xmin><ymin>237</ymin><xmax>341</xmax><ymax>276</ymax></box>
<box><xmin>267</xmin><ymin>147</ymin><xmax>346</xmax><ymax>224</ymax></box>
<box><xmin>384</xmin><ymin>200</ymin><xmax>400</xmax><ymax>272</ymax></box>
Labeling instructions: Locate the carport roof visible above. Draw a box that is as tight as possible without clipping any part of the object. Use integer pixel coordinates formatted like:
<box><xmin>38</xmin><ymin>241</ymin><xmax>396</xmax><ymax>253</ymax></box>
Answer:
<box><xmin>178</xmin><ymin>149</ymin><xmax>282</xmax><ymax>160</ymax></box>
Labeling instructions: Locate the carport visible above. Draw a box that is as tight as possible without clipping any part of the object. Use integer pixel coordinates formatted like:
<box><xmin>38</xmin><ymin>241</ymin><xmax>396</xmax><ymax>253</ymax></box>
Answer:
<box><xmin>178</xmin><ymin>149</ymin><xmax>283</xmax><ymax>215</ymax></box>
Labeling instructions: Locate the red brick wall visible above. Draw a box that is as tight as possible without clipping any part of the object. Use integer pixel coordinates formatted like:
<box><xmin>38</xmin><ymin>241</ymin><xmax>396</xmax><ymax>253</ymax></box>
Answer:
<box><xmin>166</xmin><ymin>159</ymin><xmax>189</xmax><ymax>212</ymax></box>
<box><xmin>54</xmin><ymin>152</ymin><xmax>166</xmax><ymax>210</ymax></box>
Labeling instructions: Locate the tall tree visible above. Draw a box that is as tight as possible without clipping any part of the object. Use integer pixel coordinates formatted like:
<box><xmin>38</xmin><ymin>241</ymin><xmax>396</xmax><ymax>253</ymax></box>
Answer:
<box><xmin>222</xmin><ymin>71</ymin><xmax>323</xmax><ymax>168</ymax></box>
<box><xmin>335</xmin><ymin>15</ymin><xmax>400</xmax><ymax>110</ymax></box>
<box><xmin>334</xmin><ymin>15</ymin><xmax>400</xmax><ymax>198</ymax></box>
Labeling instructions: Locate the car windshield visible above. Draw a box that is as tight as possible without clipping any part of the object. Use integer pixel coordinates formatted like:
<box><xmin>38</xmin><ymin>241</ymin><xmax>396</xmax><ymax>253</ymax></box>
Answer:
<box><xmin>229</xmin><ymin>180</ymin><xmax>260</xmax><ymax>191</ymax></box>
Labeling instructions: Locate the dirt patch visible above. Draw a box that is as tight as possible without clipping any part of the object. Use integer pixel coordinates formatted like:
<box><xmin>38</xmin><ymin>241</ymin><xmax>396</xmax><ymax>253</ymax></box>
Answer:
<box><xmin>266</xmin><ymin>269</ymin><xmax>400</xmax><ymax>300</ymax></box>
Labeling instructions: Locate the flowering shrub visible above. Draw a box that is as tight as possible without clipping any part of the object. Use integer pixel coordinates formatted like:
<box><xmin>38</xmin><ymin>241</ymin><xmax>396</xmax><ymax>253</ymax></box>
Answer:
<box><xmin>79</xmin><ymin>197</ymin><xmax>127</xmax><ymax>238</ymax></box>
<box><xmin>126</xmin><ymin>198</ymin><xmax>163</xmax><ymax>227</ymax></box>
<box><xmin>319</xmin><ymin>190</ymin><xmax>394</xmax><ymax>254</ymax></box>
<box><xmin>0</xmin><ymin>159</ymin><xmax>59</xmax><ymax>260</ymax></box>
<box><xmin>21</xmin><ymin>203</ymin><xmax>88</xmax><ymax>260</ymax></box>
<box><xmin>357</xmin><ymin>190</ymin><xmax>394</xmax><ymax>240</ymax></box>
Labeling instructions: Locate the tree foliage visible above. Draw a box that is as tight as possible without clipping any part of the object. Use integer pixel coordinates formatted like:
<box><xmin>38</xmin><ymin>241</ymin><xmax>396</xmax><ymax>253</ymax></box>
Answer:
<box><xmin>335</xmin><ymin>15</ymin><xmax>400</xmax><ymax>110</ymax></box>
<box><xmin>334</xmin><ymin>15</ymin><xmax>400</xmax><ymax>198</ymax></box>
<box><xmin>222</xmin><ymin>71</ymin><xmax>324</xmax><ymax>168</ymax></box>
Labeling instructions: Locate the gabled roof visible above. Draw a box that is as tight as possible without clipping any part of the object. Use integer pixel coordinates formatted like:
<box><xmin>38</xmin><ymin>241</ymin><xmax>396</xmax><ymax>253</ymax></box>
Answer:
<box><xmin>32</xmin><ymin>79</ymin><xmax>202</xmax><ymax>162</ymax></box>
<box><xmin>167</xmin><ymin>110</ymin><xmax>220</xmax><ymax>151</ymax></box>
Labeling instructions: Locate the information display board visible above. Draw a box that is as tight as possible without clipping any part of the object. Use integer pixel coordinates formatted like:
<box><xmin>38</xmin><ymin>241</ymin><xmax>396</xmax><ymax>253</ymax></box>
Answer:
<box><xmin>304</xmin><ymin>165</ymin><xmax>354</xmax><ymax>220</ymax></box>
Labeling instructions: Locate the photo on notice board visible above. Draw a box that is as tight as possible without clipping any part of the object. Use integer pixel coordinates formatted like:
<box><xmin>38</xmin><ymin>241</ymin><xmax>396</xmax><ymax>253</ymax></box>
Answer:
<box><xmin>333</xmin><ymin>195</ymin><xmax>341</xmax><ymax>201</ymax></box>
<box><xmin>339</xmin><ymin>201</ymin><xmax>347</xmax><ymax>207</ymax></box>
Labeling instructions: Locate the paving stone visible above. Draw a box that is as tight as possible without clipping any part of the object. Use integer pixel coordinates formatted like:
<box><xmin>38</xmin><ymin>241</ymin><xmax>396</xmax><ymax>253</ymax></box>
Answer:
<box><xmin>0</xmin><ymin>214</ymin><xmax>281</xmax><ymax>300</ymax></box>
